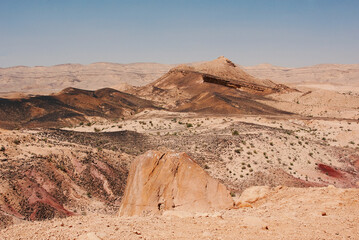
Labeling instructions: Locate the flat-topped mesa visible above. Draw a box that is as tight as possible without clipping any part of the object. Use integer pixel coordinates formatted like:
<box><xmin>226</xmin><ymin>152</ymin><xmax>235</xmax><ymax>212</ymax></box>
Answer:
<box><xmin>118</xmin><ymin>150</ymin><xmax>234</xmax><ymax>216</ymax></box>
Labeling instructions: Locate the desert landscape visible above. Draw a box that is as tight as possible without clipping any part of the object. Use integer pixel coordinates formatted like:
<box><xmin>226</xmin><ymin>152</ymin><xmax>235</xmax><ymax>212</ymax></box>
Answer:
<box><xmin>0</xmin><ymin>55</ymin><xmax>358</xmax><ymax>239</ymax></box>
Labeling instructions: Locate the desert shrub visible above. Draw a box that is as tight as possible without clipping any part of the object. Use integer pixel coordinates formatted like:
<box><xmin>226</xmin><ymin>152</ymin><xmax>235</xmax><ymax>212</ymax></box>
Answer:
<box><xmin>232</xmin><ymin>130</ymin><xmax>239</xmax><ymax>136</ymax></box>
<box><xmin>56</xmin><ymin>163</ymin><xmax>67</xmax><ymax>172</ymax></box>
<box><xmin>13</xmin><ymin>140</ymin><xmax>20</xmax><ymax>145</ymax></box>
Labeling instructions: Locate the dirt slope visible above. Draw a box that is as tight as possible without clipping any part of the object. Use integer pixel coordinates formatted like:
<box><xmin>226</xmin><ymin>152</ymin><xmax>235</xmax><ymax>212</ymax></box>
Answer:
<box><xmin>0</xmin><ymin>129</ymin><xmax>131</xmax><ymax>228</ymax></box>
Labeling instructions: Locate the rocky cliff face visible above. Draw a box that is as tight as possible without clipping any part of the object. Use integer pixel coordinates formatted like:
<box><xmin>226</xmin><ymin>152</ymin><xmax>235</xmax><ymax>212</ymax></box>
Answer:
<box><xmin>119</xmin><ymin>150</ymin><xmax>234</xmax><ymax>216</ymax></box>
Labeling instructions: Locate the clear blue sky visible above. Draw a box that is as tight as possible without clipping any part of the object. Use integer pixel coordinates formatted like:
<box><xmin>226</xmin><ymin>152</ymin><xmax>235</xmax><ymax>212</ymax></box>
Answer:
<box><xmin>1</xmin><ymin>0</ymin><xmax>358</xmax><ymax>67</ymax></box>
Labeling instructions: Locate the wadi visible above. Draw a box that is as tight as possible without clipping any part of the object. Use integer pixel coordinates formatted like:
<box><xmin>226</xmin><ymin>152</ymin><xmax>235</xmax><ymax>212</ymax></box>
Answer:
<box><xmin>0</xmin><ymin>57</ymin><xmax>359</xmax><ymax>240</ymax></box>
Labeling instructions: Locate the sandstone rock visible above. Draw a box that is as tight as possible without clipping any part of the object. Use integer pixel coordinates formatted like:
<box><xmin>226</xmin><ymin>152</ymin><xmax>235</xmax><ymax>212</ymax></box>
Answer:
<box><xmin>236</xmin><ymin>186</ymin><xmax>270</xmax><ymax>207</ymax></box>
<box><xmin>118</xmin><ymin>150</ymin><xmax>234</xmax><ymax>216</ymax></box>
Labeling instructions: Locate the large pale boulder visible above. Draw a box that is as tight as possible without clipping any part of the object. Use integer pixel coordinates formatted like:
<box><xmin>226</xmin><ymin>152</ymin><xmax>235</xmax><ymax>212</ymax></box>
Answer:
<box><xmin>235</xmin><ymin>186</ymin><xmax>271</xmax><ymax>207</ymax></box>
<box><xmin>118</xmin><ymin>150</ymin><xmax>234</xmax><ymax>216</ymax></box>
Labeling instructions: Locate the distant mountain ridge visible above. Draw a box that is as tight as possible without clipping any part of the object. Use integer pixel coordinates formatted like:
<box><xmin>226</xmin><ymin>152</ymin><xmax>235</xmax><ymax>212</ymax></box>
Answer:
<box><xmin>0</xmin><ymin>62</ymin><xmax>174</xmax><ymax>95</ymax></box>
<box><xmin>243</xmin><ymin>63</ymin><xmax>359</xmax><ymax>86</ymax></box>
<box><xmin>1</xmin><ymin>60</ymin><xmax>358</xmax><ymax>96</ymax></box>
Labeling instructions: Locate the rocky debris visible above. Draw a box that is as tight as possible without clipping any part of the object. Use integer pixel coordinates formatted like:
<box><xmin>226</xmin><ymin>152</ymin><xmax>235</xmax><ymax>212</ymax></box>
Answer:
<box><xmin>118</xmin><ymin>150</ymin><xmax>234</xmax><ymax>216</ymax></box>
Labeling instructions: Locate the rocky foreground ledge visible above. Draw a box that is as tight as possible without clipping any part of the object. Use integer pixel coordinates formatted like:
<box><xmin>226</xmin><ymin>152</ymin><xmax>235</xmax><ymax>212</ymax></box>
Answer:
<box><xmin>1</xmin><ymin>150</ymin><xmax>359</xmax><ymax>239</ymax></box>
<box><xmin>1</xmin><ymin>185</ymin><xmax>358</xmax><ymax>240</ymax></box>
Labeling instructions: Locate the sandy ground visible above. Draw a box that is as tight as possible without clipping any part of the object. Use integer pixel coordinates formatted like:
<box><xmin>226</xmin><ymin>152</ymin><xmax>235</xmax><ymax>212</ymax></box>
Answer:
<box><xmin>258</xmin><ymin>86</ymin><xmax>359</xmax><ymax>120</ymax></box>
<box><xmin>1</xmin><ymin>186</ymin><xmax>358</xmax><ymax>240</ymax></box>
<box><xmin>61</xmin><ymin>112</ymin><xmax>359</xmax><ymax>189</ymax></box>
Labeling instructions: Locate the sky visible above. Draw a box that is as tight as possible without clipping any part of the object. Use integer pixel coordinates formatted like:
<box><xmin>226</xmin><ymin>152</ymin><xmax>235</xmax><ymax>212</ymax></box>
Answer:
<box><xmin>1</xmin><ymin>0</ymin><xmax>359</xmax><ymax>67</ymax></box>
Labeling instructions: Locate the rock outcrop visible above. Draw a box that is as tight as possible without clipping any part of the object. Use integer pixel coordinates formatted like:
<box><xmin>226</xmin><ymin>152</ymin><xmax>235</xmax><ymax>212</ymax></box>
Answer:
<box><xmin>133</xmin><ymin>56</ymin><xmax>294</xmax><ymax>114</ymax></box>
<box><xmin>118</xmin><ymin>150</ymin><xmax>234</xmax><ymax>216</ymax></box>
